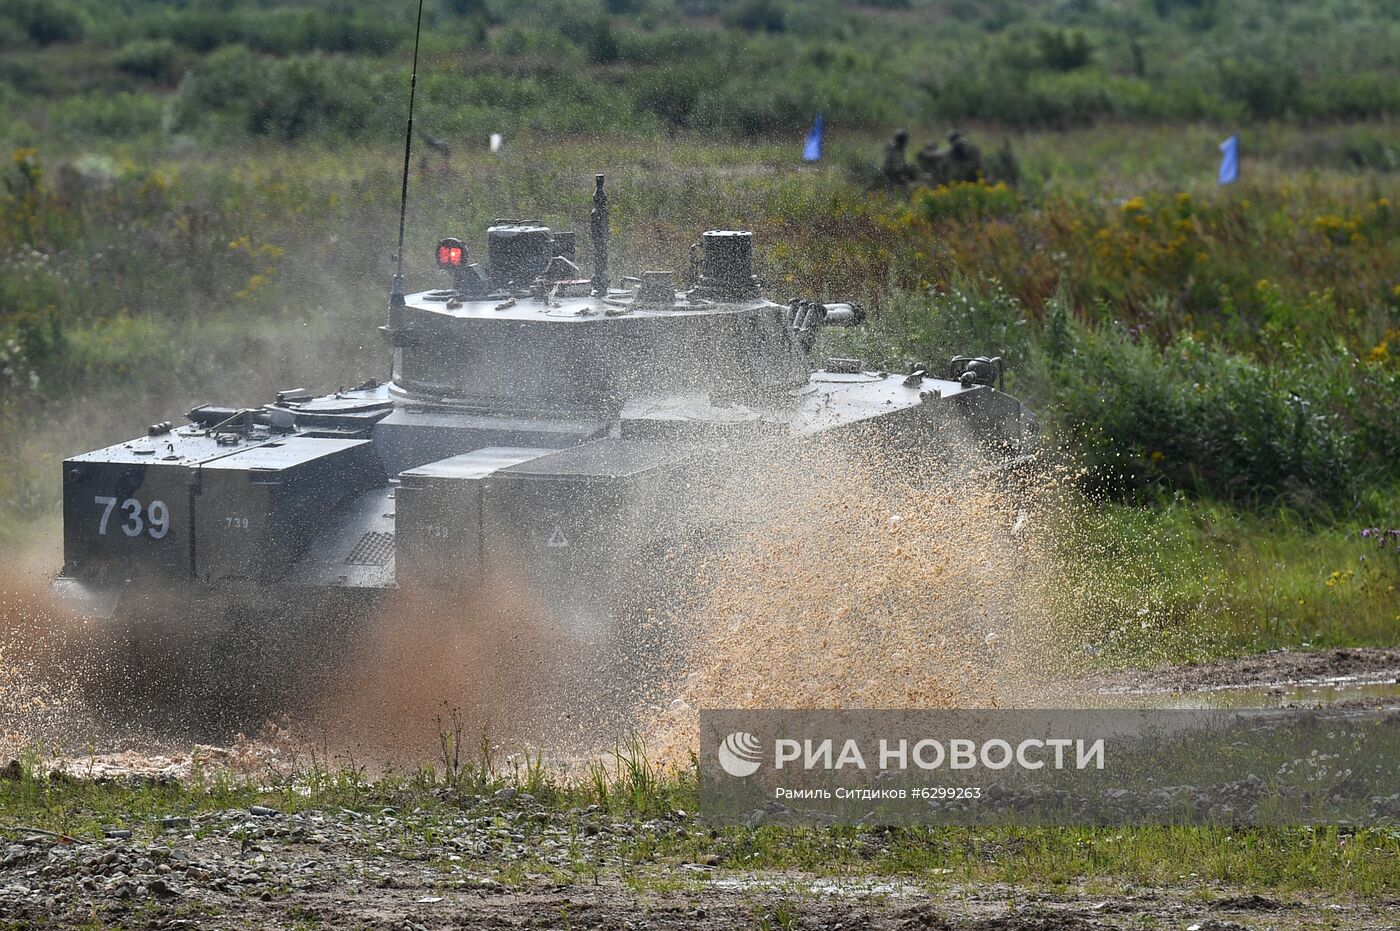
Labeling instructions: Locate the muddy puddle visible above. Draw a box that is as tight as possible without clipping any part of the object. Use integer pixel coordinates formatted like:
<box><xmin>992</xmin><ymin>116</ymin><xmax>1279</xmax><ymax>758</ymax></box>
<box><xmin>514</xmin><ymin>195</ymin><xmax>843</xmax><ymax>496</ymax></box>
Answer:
<box><xmin>1078</xmin><ymin>647</ymin><xmax>1400</xmax><ymax>711</ymax></box>
<box><xmin>1098</xmin><ymin>676</ymin><xmax>1400</xmax><ymax>709</ymax></box>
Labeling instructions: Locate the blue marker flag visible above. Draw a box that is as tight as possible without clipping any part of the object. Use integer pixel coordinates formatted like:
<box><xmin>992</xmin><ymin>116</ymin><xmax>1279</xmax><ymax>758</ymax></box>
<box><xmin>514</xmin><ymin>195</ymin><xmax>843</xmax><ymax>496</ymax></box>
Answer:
<box><xmin>1218</xmin><ymin>134</ymin><xmax>1239</xmax><ymax>185</ymax></box>
<box><xmin>803</xmin><ymin>113</ymin><xmax>824</xmax><ymax>162</ymax></box>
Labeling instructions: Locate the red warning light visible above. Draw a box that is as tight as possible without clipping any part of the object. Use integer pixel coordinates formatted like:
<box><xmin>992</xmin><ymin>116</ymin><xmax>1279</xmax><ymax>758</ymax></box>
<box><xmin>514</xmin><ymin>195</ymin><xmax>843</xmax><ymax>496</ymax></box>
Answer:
<box><xmin>436</xmin><ymin>238</ymin><xmax>465</xmax><ymax>269</ymax></box>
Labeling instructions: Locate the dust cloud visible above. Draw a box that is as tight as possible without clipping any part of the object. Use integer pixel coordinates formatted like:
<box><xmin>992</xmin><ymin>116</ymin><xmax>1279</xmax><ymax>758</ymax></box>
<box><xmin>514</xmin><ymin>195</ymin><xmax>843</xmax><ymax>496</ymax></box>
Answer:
<box><xmin>0</xmin><ymin>426</ymin><xmax>1086</xmax><ymax>775</ymax></box>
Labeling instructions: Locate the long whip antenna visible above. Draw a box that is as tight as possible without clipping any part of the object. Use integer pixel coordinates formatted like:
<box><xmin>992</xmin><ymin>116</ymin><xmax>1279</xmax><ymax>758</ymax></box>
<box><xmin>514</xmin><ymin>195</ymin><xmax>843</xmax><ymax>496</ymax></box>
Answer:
<box><xmin>389</xmin><ymin>0</ymin><xmax>426</xmax><ymax>316</ymax></box>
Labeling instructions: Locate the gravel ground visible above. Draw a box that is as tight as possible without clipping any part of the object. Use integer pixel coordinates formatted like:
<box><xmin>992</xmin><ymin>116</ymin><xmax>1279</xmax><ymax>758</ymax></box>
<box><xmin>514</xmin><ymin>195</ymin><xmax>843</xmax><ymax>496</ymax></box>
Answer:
<box><xmin>4</xmin><ymin>648</ymin><xmax>1399</xmax><ymax>928</ymax></box>
<box><xmin>2</xmin><ymin>796</ymin><xmax>1396</xmax><ymax>930</ymax></box>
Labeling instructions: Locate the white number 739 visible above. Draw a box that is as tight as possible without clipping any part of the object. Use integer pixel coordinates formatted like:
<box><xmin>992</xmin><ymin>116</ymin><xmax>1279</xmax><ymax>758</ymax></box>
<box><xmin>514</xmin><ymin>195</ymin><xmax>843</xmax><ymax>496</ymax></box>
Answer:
<box><xmin>94</xmin><ymin>496</ymin><xmax>170</xmax><ymax>539</ymax></box>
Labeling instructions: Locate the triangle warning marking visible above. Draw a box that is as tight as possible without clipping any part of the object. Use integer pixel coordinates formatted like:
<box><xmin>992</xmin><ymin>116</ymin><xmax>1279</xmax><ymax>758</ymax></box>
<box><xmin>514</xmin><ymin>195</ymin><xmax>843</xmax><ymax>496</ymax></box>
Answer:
<box><xmin>547</xmin><ymin>525</ymin><xmax>570</xmax><ymax>548</ymax></box>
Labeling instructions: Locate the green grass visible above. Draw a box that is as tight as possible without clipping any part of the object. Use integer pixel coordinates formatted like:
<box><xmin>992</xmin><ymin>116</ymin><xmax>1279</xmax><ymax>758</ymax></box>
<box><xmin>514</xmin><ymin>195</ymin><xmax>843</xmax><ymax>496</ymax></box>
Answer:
<box><xmin>2</xmin><ymin>754</ymin><xmax>1396</xmax><ymax>897</ymax></box>
<box><xmin>1050</xmin><ymin>496</ymin><xmax>1400</xmax><ymax>666</ymax></box>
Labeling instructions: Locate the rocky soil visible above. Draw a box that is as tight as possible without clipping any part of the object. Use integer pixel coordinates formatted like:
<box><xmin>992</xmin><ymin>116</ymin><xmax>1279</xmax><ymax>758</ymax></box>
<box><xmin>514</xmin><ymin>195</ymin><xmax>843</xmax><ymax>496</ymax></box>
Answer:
<box><xmin>4</xmin><ymin>648</ymin><xmax>1398</xmax><ymax>928</ymax></box>
<box><xmin>2</xmin><ymin>794</ymin><xmax>1396</xmax><ymax>930</ymax></box>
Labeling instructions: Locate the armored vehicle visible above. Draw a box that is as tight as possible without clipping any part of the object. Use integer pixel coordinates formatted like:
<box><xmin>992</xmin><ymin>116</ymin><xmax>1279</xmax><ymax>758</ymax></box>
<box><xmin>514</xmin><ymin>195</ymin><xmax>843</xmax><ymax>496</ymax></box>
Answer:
<box><xmin>55</xmin><ymin>175</ymin><xmax>1036</xmax><ymax>728</ymax></box>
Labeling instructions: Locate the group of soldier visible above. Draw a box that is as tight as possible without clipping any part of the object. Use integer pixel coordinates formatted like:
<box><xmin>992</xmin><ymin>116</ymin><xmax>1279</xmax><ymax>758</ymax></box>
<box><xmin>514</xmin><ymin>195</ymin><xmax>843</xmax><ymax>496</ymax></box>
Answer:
<box><xmin>880</xmin><ymin>128</ymin><xmax>986</xmax><ymax>190</ymax></box>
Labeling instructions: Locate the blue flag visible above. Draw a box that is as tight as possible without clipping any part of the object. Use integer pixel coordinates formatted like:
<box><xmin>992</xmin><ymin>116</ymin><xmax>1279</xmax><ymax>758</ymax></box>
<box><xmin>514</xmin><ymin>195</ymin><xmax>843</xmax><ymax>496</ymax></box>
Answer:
<box><xmin>1218</xmin><ymin>134</ymin><xmax>1239</xmax><ymax>185</ymax></box>
<box><xmin>803</xmin><ymin>113</ymin><xmax>824</xmax><ymax>162</ymax></box>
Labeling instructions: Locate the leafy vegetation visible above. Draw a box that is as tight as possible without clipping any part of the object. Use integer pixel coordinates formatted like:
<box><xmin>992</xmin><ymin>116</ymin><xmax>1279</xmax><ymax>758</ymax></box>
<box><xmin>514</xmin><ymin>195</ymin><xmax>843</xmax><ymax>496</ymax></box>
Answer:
<box><xmin>4</xmin><ymin>1</ymin><xmax>1400</xmax><ymax>143</ymax></box>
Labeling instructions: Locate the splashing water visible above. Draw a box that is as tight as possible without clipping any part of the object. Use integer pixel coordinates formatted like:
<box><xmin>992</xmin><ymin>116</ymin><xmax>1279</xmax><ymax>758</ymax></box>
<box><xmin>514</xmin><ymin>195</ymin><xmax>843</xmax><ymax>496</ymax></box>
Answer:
<box><xmin>0</xmin><ymin>430</ymin><xmax>1089</xmax><ymax>774</ymax></box>
<box><xmin>640</xmin><ymin>434</ymin><xmax>1076</xmax><ymax>764</ymax></box>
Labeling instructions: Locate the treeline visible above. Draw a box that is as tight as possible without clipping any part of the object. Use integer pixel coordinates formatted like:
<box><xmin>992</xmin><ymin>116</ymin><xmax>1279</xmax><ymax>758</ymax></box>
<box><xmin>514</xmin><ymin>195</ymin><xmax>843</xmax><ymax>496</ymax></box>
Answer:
<box><xmin>4</xmin><ymin>0</ymin><xmax>1400</xmax><ymax>144</ymax></box>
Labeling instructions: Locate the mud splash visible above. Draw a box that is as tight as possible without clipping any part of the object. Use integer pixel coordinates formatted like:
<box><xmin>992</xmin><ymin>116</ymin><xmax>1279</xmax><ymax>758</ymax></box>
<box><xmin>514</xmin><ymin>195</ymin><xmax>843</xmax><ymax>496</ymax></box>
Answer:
<box><xmin>307</xmin><ymin>569</ymin><xmax>635</xmax><ymax>761</ymax></box>
<box><xmin>0</xmin><ymin>556</ymin><xmax>123</xmax><ymax>755</ymax></box>
<box><xmin>642</xmin><ymin>436</ymin><xmax>1076</xmax><ymax>762</ymax></box>
<box><xmin>1</xmin><ymin>433</ymin><xmax>1084</xmax><ymax>773</ymax></box>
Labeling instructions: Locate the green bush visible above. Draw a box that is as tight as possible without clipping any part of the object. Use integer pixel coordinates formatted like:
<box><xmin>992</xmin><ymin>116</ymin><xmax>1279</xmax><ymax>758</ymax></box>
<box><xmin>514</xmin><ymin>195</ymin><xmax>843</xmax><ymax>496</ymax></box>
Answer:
<box><xmin>444</xmin><ymin>0</ymin><xmax>491</xmax><ymax>16</ymax></box>
<box><xmin>1216</xmin><ymin>56</ymin><xmax>1301</xmax><ymax>120</ymax></box>
<box><xmin>0</xmin><ymin>263</ymin><xmax>67</xmax><ymax>385</ymax></box>
<box><xmin>149</xmin><ymin>10</ymin><xmax>227</xmax><ymax>53</ymax></box>
<box><xmin>1301</xmin><ymin>72</ymin><xmax>1400</xmax><ymax>122</ymax></box>
<box><xmin>0</xmin><ymin>0</ymin><xmax>85</xmax><ymax>46</ymax></box>
<box><xmin>722</xmin><ymin>0</ymin><xmax>787</xmax><ymax>34</ymax></box>
<box><xmin>693</xmin><ymin>81</ymin><xmax>814</xmax><ymax>138</ymax></box>
<box><xmin>632</xmin><ymin>68</ymin><xmax>700</xmax><ymax>130</ymax></box>
<box><xmin>1043</xmin><ymin>322</ymin><xmax>1400</xmax><ymax>512</ymax></box>
<box><xmin>585</xmin><ymin>17</ymin><xmax>620</xmax><ymax>64</ymax></box>
<box><xmin>0</xmin><ymin>13</ymin><xmax>24</xmax><ymax>47</ymax></box>
<box><xmin>1035</xmin><ymin>28</ymin><xmax>1093</xmax><ymax>71</ymax></box>
<box><xmin>112</xmin><ymin>39</ymin><xmax>181</xmax><ymax>83</ymax></box>
<box><xmin>617</xmin><ymin>26</ymin><xmax>706</xmax><ymax>65</ymax></box>
<box><xmin>857</xmin><ymin>281</ymin><xmax>1033</xmax><ymax>377</ymax></box>
<box><xmin>137</xmin><ymin>7</ymin><xmax>407</xmax><ymax>56</ymax></box>
<box><xmin>168</xmin><ymin>47</ymin><xmax>391</xmax><ymax>141</ymax></box>
<box><xmin>51</xmin><ymin>92</ymin><xmax>163</xmax><ymax>138</ymax></box>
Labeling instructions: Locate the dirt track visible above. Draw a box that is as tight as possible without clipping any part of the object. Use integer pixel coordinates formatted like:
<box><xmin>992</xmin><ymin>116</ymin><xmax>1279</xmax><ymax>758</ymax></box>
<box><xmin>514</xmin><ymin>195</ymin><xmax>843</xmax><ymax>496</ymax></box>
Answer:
<box><xmin>2</xmin><ymin>799</ymin><xmax>1395</xmax><ymax>930</ymax></box>
<box><xmin>1086</xmin><ymin>647</ymin><xmax>1400</xmax><ymax>695</ymax></box>
<box><xmin>5</xmin><ymin>649</ymin><xmax>1399</xmax><ymax>928</ymax></box>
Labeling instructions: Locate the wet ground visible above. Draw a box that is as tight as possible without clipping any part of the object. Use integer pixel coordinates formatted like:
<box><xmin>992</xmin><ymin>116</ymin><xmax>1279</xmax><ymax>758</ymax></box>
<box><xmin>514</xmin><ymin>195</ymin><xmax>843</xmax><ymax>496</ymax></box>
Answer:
<box><xmin>16</xmin><ymin>646</ymin><xmax>1400</xmax><ymax>784</ymax></box>
<box><xmin>2</xmin><ymin>648</ymin><xmax>1396</xmax><ymax>928</ymax></box>
<box><xmin>1087</xmin><ymin>647</ymin><xmax>1400</xmax><ymax>700</ymax></box>
<box><xmin>2</xmin><ymin>792</ymin><xmax>1396</xmax><ymax>931</ymax></box>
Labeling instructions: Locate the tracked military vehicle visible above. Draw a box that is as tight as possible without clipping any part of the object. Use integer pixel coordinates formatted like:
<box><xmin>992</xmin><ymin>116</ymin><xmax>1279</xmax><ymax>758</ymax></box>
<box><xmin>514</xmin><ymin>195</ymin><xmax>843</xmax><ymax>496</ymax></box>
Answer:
<box><xmin>54</xmin><ymin>172</ymin><xmax>1035</xmax><ymax>728</ymax></box>
<box><xmin>49</xmin><ymin>0</ymin><xmax>1039</xmax><ymax>731</ymax></box>
<box><xmin>58</xmin><ymin>173</ymin><xmax>1034</xmax><ymax>616</ymax></box>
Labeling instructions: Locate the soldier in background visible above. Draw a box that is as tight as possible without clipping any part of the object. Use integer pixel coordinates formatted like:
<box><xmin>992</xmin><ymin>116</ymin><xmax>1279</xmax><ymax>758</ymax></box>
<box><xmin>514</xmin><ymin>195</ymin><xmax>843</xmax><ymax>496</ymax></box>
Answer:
<box><xmin>865</xmin><ymin>128</ymin><xmax>1011</xmax><ymax>192</ymax></box>
<box><xmin>881</xmin><ymin>129</ymin><xmax>917</xmax><ymax>188</ymax></box>
<box><xmin>945</xmin><ymin>131</ymin><xmax>984</xmax><ymax>184</ymax></box>
<box><xmin>914</xmin><ymin>130</ymin><xmax>986</xmax><ymax>187</ymax></box>
<box><xmin>915</xmin><ymin>139</ymin><xmax>950</xmax><ymax>187</ymax></box>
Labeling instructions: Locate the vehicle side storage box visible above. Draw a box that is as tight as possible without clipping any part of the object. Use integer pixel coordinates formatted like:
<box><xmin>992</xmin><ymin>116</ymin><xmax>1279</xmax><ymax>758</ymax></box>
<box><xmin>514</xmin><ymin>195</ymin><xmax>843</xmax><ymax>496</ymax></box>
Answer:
<box><xmin>63</xmin><ymin>444</ymin><xmax>202</xmax><ymax>581</ymax></box>
<box><xmin>395</xmin><ymin>447</ymin><xmax>556</xmax><ymax>588</ymax></box>
<box><xmin>194</xmin><ymin>437</ymin><xmax>382</xmax><ymax>582</ymax></box>
<box><xmin>481</xmin><ymin>439</ymin><xmax>690</xmax><ymax>582</ymax></box>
